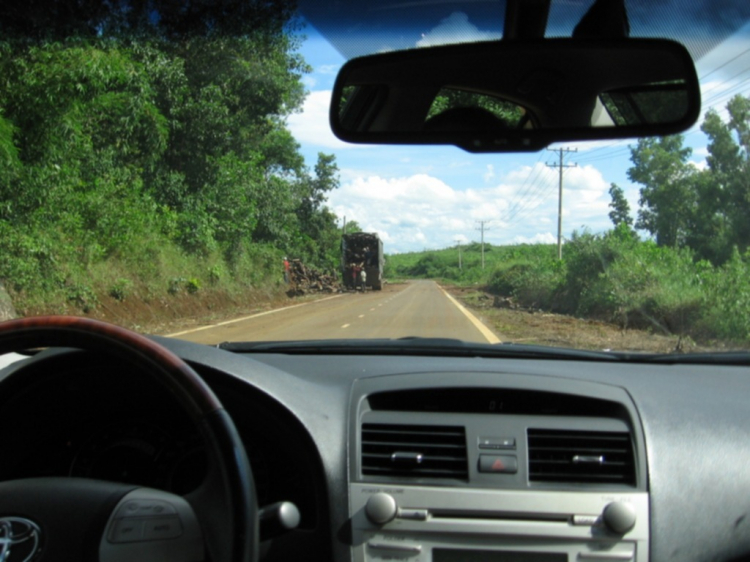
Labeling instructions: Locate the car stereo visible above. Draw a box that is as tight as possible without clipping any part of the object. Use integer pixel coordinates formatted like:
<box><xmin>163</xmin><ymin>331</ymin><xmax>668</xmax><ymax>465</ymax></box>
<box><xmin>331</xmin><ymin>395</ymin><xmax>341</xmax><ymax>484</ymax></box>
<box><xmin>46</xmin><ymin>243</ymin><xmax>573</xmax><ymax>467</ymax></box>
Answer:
<box><xmin>349</xmin><ymin>484</ymin><xmax>649</xmax><ymax>562</ymax></box>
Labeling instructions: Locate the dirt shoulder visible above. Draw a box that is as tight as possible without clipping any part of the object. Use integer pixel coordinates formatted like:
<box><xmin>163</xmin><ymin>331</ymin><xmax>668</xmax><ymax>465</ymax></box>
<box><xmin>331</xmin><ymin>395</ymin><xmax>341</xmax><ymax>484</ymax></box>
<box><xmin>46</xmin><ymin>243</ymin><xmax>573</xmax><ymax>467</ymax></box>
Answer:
<box><xmin>46</xmin><ymin>281</ymin><xmax>409</xmax><ymax>337</ymax></box>
<box><xmin>444</xmin><ymin>285</ymin><xmax>700</xmax><ymax>353</ymax></box>
<box><xmin>19</xmin><ymin>285</ymin><xmax>330</xmax><ymax>336</ymax></box>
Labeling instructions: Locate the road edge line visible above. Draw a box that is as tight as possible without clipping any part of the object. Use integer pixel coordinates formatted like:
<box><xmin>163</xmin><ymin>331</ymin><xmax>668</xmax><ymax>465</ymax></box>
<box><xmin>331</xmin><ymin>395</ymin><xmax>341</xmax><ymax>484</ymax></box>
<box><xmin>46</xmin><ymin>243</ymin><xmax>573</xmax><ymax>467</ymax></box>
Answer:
<box><xmin>164</xmin><ymin>293</ymin><xmax>345</xmax><ymax>337</ymax></box>
<box><xmin>439</xmin><ymin>286</ymin><xmax>502</xmax><ymax>344</ymax></box>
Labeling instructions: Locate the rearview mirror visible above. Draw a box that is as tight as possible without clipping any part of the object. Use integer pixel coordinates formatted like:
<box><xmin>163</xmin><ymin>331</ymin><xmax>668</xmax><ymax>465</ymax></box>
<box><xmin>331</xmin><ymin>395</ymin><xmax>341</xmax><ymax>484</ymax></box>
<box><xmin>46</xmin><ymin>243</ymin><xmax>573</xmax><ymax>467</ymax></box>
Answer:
<box><xmin>330</xmin><ymin>38</ymin><xmax>700</xmax><ymax>152</ymax></box>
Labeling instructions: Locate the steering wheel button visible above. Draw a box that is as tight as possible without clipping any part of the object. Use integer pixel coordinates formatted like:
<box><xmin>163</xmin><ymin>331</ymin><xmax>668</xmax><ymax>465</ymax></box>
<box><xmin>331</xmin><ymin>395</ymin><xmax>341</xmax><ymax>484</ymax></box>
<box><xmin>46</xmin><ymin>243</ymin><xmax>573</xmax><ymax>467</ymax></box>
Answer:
<box><xmin>143</xmin><ymin>517</ymin><xmax>183</xmax><ymax>541</ymax></box>
<box><xmin>108</xmin><ymin>519</ymin><xmax>145</xmax><ymax>543</ymax></box>
<box><xmin>116</xmin><ymin>500</ymin><xmax>177</xmax><ymax>518</ymax></box>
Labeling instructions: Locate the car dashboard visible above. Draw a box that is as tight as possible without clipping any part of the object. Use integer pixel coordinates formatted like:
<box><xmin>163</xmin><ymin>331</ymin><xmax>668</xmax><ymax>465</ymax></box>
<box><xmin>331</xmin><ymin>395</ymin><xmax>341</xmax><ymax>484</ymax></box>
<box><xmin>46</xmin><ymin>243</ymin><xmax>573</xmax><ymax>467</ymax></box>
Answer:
<box><xmin>1</xmin><ymin>336</ymin><xmax>750</xmax><ymax>562</ymax></box>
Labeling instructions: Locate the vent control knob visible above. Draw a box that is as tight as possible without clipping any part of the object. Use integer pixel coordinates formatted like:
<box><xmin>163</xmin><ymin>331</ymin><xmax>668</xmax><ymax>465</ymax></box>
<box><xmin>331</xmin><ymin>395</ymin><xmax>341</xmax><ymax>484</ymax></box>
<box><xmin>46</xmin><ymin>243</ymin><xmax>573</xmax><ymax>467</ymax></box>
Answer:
<box><xmin>365</xmin><ymin>493</ymin><xmax>398</xmax><ymax>525</ymax></box>
<box><xmin>602</xmin><ymin>501</ymin><xmax>636</xmax><ymax>534</ymax></box>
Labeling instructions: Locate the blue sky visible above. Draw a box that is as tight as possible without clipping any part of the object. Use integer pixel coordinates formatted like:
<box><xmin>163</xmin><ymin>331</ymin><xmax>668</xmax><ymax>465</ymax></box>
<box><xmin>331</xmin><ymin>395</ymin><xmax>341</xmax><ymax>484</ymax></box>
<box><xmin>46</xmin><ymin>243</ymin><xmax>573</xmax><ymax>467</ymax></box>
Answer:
<box><xmin>288</xmin><ymin>15</ymin><xmax>750</xmax><ymax>254</ymax></box>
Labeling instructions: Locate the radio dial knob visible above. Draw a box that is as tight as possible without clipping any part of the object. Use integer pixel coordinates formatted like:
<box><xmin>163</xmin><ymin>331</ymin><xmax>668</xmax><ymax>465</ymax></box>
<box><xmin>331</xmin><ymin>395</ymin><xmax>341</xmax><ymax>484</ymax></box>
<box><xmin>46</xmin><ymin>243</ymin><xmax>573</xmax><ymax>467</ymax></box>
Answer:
<box><xmin>365</xmin><ymin>493</ymin><xmax>398</xmax><ymax>525</ymax></box>
<box><xmin>602</xmin><ymin>501</ymin><xmax>636</xmax><ymax>534</ymax></box>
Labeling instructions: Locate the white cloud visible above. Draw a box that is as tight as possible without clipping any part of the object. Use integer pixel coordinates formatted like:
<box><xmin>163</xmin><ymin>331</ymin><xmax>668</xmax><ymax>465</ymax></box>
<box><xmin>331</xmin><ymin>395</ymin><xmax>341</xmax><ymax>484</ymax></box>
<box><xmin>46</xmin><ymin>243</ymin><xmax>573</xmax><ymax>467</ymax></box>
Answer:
<box><xmin>287</xmin><ymin>90</ymin><xmax>369</xmax><ymax>150</ymax></box>
<box><xmin>327</xmin><ymin>163</ymin><xmax>613</xmax><ymax>253</ymax></box>
<box><xmin>302</xmin><ymin>75</ymin><xmax>317</xmax><ymax>89</ymax></box>
<box><xmin>483</xmin><ymin>164</ymin><xmax>495</xmax><ymax>183</ymax></box>
<box><xmin>513</xmin><ymin>232</ymin><xmax>557</xmax><ymax>244</ymax></box>
<box><xmin>417</xmin><ymin>12</ymin><xmax>501</xmax><ymax>48</ymax></box>
<box><xmin>693</xmin><ymin>146</ymin><xmax>709</xmax><ymax>158</ymax></box>
<box><xmin>569</xmin><ymin>139</ymin><xmax>632</xmax><ymax>153</ymax></box>
<box><xmin>317</xmin><ymin>64</ymin><xmax>340</xmax><ymax>75</ymax></box>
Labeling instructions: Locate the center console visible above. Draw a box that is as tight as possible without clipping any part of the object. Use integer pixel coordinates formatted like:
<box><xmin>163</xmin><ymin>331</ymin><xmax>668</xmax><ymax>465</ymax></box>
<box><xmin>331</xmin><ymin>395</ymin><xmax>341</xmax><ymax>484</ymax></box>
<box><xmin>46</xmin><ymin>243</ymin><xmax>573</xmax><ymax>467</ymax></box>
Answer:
<box><xmin>347</xmin><ymin>374</ymin><xmax>649</xmax><ymax>562</ymax></box>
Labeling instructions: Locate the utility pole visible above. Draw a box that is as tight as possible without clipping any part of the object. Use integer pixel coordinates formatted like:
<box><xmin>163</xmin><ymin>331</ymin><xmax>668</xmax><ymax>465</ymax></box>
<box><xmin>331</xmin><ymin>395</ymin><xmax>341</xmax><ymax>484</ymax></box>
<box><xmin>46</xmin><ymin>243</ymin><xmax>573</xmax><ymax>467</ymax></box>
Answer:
<box><xmin>342</xmin><ymin>216</ymin><xmax>347</xmax><ymax>234</ymax></box>
<box><xmin>455</xmin><ymin>239</ymin><xmax>463</xmax><ymax>270</ymax></box>
<box><xmin>546</xmin><ymin>148</ymin><xmax>577</xmax><ymax>260</ymax></box>
<box><xmin>475</xmin><ymin>221</ymin><xmax>491</xmax><ymax>269</ymax></box>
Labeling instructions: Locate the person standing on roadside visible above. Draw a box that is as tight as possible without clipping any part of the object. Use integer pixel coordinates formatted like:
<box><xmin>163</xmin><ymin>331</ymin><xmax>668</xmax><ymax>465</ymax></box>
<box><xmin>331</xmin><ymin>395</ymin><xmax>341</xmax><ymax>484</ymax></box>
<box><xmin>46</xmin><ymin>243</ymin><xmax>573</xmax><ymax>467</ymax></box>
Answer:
<box><xmin>361</xmin><ymin>268</ymin><xmax>367</xmax><ymax>292</ymax></box>
<box><xmin>283</xmin><ymin>257</ymin><xmax>290</xmax><ymax>284</ymax></box>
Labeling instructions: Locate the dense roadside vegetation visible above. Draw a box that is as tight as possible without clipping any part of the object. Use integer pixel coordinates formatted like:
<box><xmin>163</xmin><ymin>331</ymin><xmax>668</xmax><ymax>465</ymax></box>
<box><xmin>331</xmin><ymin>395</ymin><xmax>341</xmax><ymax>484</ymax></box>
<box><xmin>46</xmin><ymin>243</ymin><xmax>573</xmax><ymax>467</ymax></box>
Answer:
<box><xmin>0</xmin><ymin>0</ymin><xmax>344</xmax><ymax>315</ymax></box>
<box><xmin>388</xmin><ymin>232</ymin><xmax>750</xmax><ymax>345</ymax></box>
<box><xmin>388</xmin><ymin>95</ymin><xmax>750</xmax><ymax>346</ymax></box>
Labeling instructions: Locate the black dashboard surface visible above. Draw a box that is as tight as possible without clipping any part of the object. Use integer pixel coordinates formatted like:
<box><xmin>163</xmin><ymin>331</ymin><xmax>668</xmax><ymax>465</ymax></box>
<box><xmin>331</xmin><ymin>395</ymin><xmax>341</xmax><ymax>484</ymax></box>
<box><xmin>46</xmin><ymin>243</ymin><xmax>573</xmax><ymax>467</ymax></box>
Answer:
<box><xmin>1</xmin><ymin>337</ymin><xmax>750</xmax><ymax>562</ymax></box>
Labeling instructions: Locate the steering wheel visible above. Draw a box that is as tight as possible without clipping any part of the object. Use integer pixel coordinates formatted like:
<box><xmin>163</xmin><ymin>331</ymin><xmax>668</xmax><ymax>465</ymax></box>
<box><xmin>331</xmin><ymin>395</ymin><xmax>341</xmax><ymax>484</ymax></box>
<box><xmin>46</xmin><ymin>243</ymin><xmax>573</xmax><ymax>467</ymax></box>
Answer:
<box><xmin>0</xmin><ymin>316</ymin><xmax>257</xmax><ymax>562</ymax></box>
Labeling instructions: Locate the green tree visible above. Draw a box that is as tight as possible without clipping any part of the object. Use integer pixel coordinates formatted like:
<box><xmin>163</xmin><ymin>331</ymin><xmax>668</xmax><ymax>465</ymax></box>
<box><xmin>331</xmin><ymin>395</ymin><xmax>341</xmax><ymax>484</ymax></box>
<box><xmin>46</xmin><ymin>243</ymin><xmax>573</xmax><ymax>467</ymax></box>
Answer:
<box><xmin>628</xmin><ymin>135</ymin><xmax>696</xmax><ymax>247</ymax></box>
<box><xmin>0</xmin><ymin>2</ymin><xmax>348</xmax><ymax>301</ymax></box>
<box><xmin>343</xmin><ymin>220</ymin><xmax>363</xmax><ymax>234</ymax></box>
<box><xmin>608</xmin><ymin>183</ymin><xmax>633</xmax><ymax>228</ymax></box>
<box><xmin>291</xmin><ymin>153</ymin><xmax>341</xmax><ymax>266</ymax></box>
<box><xmin>701</xmin><ymin>95</ymin><xmax>750</xmax><ymax>255</ymax></box>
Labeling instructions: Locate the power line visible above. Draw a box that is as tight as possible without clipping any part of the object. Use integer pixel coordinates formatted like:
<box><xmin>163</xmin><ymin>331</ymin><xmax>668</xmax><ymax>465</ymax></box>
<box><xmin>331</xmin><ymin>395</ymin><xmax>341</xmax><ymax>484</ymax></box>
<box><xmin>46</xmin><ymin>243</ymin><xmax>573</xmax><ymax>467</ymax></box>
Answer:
<box><xmin>546</xmin><ymin>147</ymin><xmax>577</xmax><ymax>260</ymax></box>
<box><xmin>577</xmin><ymin>147</ymin><xmax>631</xmax><ymax>164</ymax></box>
<box><xmin>700</xmin><ymin>65</ymin><xmax>750</xmax><ymax>99</ymax></box>
<box><xmin>504</xmin><ymin>169</ymin><xmax>558</xmax><ymax>226</ymax></box>
<box><xmin>502</xmin><ymin>152</ymin><xmax>546</xmax><ymax>222</ymax></box>
<box><xmin>504</xmin><ymin>167</ymin><xmax>551</xmax><ymax>224</ymax></box>
<box><xmin>702</xmin><ymin>74</ymin><xmax>750</xmax><ymax>107</ymax></box>
<box><xmin>698</xmin><ymin>46</ymin><xmax>750</xmax><ymax>82</ymax></box>
<box><xmin>504</xmin><ymin>156</ymin><xmax>560</xmax><ymax>225</ymax></box>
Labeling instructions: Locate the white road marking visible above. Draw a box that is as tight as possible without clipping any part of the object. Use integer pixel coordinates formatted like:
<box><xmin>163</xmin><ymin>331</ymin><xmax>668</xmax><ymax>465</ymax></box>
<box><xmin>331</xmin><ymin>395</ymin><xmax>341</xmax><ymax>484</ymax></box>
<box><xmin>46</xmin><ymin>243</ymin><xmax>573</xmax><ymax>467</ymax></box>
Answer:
<box><xmin>342</xmin><ymin>323</ymin><xmax>351</xmax><ymax>328</ymax></box>
<box><xmin>358</xmin><ymin>315</ymin><xmax>365</xmax><ymax>318</ymax></box>
<box><xmin>370</xmin><ymin>308</ymin><xmax>375</xmax><ymax>311</ymax></box>
<box><xmin>165</xmin><ymin>294</ymin><xmax>345</xmax><ymax>337</ymax></box>
<box><xmin>439</xmin><ymin>286</ymin><xmax>501</xmax><ymax>344</ymax></box>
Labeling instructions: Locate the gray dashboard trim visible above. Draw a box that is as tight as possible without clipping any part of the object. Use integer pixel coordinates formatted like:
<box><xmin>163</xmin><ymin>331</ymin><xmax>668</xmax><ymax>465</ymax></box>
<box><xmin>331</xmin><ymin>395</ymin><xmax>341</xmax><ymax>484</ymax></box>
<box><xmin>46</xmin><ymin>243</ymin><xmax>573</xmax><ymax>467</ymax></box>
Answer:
<box><xmin>8</xmin><ymin>340</ymin><xmax>747</xmax><ymax>561</ymax></box>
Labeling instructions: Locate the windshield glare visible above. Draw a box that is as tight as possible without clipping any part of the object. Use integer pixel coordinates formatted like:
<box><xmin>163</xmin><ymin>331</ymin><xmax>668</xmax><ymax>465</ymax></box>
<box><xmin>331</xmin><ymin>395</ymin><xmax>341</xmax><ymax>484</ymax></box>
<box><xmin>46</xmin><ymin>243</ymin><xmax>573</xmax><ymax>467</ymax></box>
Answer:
<box><xmin>0</xmin><ymin>0</ymin><xmax>749</xmax><ymax>355</ymax></box>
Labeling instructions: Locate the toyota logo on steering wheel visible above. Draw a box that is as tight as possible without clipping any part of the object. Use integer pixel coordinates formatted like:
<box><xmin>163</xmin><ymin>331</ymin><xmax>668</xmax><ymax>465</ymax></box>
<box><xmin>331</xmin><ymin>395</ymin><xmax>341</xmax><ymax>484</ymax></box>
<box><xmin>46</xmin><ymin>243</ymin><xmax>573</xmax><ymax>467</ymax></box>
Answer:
<box><xmin>0</xmin><ymin>517</ymin><xmax>42</xmax><ymax>562</ymax></box>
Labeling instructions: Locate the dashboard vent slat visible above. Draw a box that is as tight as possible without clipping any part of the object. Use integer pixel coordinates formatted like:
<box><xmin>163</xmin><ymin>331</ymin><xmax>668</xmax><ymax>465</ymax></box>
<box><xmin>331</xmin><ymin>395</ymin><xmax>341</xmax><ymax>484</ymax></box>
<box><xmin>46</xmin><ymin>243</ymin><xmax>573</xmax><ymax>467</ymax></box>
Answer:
<box><xmin>362</xmin><ymin>423</ymin><xmax>468</xmax><ymax>481</ymax></box>
<box><xmin>527</xmin><ymin>429</ymin><xmax>636</xmax><ymax>485</ymax></box>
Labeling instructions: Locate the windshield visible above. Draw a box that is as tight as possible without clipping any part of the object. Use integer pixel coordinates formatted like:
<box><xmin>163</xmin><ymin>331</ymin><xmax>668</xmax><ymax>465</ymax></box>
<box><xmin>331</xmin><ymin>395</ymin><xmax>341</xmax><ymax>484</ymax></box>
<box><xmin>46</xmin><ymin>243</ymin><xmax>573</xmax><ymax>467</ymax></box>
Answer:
<box><xmin>1</xmin><ymin>0</ymin><xmax>750</xmax><ymax>354</ymax></box>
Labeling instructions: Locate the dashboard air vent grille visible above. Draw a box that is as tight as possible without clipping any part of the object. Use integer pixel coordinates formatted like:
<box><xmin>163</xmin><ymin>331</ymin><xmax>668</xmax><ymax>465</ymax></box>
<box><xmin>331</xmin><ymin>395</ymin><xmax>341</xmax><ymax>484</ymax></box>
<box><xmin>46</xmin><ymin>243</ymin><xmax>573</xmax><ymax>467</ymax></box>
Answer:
<box><xmin>362</xmin><ymin>423</ymin><xmax>468</xmax><ymax>480</ymax></box>
<box><xmin>527</xmin><ymin>429</ymin><xmax>635</xmax><ymax>485</ymax></box>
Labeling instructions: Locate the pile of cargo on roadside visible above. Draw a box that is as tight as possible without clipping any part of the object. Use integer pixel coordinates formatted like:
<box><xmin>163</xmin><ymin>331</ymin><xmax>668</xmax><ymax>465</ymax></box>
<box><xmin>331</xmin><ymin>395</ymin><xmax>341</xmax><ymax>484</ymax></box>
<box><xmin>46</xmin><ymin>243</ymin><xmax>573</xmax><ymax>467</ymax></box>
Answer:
<box><xmin>286</xmin><ymin>259</ymin><xmax>340</xmax><ymax>296</ymax></box>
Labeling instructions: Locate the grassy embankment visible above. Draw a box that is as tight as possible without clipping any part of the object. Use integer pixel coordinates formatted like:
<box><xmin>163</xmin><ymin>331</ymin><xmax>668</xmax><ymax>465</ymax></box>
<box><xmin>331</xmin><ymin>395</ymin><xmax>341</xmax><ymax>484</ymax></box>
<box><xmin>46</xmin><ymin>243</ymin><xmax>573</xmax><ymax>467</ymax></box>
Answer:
<box><xmin>2</xmin><ymin>232</ymin><xmax>290</xmax><ymax>331</ymax></box>
<box><xmin>386</xmin><ymin>229</ymin><xmax>750</xmax><ymax>346</ymax></box>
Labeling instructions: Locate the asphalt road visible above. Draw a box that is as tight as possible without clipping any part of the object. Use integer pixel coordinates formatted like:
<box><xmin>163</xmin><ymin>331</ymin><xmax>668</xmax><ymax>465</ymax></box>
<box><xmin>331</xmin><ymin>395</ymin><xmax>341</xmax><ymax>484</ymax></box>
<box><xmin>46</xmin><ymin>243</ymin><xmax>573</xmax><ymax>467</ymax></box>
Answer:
<box><xmin>168</xmin><ymin>280</ymin><xmax>500</xmax><ymax>345</ymax></box>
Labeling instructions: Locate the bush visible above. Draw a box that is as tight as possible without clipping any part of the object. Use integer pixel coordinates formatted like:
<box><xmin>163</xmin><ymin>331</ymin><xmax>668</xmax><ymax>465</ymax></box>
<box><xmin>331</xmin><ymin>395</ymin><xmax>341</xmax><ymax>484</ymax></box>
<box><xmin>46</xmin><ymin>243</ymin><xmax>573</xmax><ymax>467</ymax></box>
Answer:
<box><xmin>109</xmin><ymin>278</ymin><xmax>133</xmax><ymax>301</ymax></box>
<box><xmin>168</xmin><ymin>277</ymin><xmax>186</xmax><ymax>295</ymax></box>
<box><xmin>698</xmin><ymin>249</ymin><xmax>750</xmax><ymax>341</ymax></box>
<box><xmin>66</xmin><ymin>283</ymin><xmax>98</xmax><ymax>313</ymax></box>
<box><xmin>208</xmin><ymin>264</ymin><xmax>223</xmax><ymax>285</ymax></box>
<box><xmin>349</xmin><ymin>237</ymin><xmax>750</xmax><ymax>345</ymax></box>
<box><xmin>186</xmin><ymin>278</ymin><xmax>201</xmax><ymax>294</ymax></box>
<box><xmin>488</xmin><ymin>259</ymin><xmax>563</xmax><ymax>310</ymax></box>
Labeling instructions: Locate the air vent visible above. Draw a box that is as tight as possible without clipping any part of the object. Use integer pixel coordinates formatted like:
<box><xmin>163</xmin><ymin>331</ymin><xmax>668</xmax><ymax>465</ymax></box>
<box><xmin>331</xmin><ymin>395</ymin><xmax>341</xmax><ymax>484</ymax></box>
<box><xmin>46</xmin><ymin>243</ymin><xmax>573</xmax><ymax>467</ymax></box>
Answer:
<box><xmin>527</xmin><ymin>429</ymin><xmax>636</xmax><ymax>485</ymax></box>
<box><xmin>362</xmin><ymin>423</ymin><xmax>468</xmax><ymax>480</ymax></box>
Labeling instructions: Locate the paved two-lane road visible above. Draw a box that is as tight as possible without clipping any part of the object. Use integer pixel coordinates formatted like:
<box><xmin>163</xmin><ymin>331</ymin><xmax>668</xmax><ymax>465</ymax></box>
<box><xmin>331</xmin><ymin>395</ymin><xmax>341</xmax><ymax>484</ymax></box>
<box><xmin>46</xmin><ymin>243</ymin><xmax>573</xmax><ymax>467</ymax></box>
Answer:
<box><xmin>168</xmin><ymin>280</ymin><xmax>500</xmax><ymax>345</ymax></box>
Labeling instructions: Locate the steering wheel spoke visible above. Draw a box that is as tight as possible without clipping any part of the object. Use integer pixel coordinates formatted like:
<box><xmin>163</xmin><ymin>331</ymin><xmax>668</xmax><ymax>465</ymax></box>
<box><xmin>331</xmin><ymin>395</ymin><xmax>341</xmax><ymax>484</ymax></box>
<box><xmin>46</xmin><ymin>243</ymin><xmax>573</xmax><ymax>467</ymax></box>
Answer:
<box><xmin>100</xmin><ymin>487</ymin><xmax>204</xmax><ymax>562</ymax></box>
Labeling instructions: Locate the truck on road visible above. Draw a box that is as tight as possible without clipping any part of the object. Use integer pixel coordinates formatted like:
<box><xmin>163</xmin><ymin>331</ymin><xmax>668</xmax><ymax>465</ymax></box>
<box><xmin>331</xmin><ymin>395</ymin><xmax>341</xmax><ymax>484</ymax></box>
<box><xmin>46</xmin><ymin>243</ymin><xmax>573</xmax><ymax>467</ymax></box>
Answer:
<box><xmin>342</xmin><ymin>232</ymin><xmax>384</xmax><ymax>291</ymax></box>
